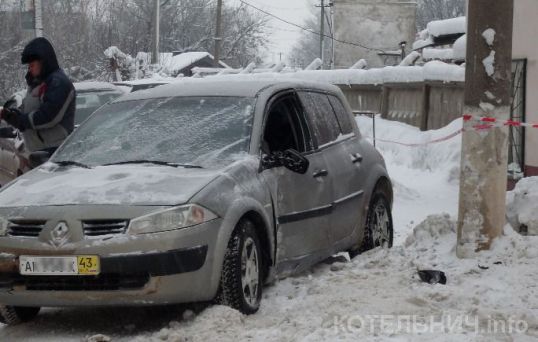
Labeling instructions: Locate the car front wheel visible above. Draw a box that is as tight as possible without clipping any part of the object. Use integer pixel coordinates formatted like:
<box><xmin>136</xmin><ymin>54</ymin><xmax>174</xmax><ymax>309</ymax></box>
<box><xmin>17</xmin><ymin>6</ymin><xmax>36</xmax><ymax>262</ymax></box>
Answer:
<box><xmin>0</xmin><ymin>305</ymin><xmax>41</xmax><ymax>325</ymax></box>
<box><xmin>361</xmin><ymin>191</ymin><xmax>394</xmax><ymax>252</ymax></box>
<box><xmin>218</xmin><ymin>219</ymin><xmax>263</xmax><ymax>314</ymax></box>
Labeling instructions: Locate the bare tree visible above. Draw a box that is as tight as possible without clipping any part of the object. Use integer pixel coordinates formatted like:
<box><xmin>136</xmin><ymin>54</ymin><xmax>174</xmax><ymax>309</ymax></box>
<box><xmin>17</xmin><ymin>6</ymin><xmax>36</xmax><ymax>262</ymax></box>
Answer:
<box><xmin>416</xmin><ymin>0</ymin><xmax>466</xmax><ymax>29</ymax></box>
<box><xmin>288</xmin><ymin>9</ymin><xmax>331</xmax><ymax>69</ymax></box>
<box><xmin>0</xmin><ymin>0</ymin><xmax>269</xmax><ymax>98</ymax></box>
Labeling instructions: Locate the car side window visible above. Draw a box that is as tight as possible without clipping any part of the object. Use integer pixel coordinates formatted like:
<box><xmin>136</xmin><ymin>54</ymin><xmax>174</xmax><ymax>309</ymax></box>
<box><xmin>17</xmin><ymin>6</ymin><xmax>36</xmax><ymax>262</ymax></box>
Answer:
<box><xmin>328</xmin><ymin>95</ymin><xmax>354</xmax><ymax>134</ymax></box>
<box><xmin>298</xmin><ymin>91</ymin><xmax>341</xmax><ymax>147</ymax></box>
<box><xmin>262</xmin><ymin>94</ymin><xmax>313</xmax><ymax>154</ymax></box>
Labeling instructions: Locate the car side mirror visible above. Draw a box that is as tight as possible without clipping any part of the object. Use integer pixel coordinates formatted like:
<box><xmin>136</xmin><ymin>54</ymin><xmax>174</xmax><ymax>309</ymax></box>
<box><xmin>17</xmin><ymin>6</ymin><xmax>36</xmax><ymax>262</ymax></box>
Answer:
<box><xmin>29</xmin><ymin>151</ymin><xmax>51</xmax><ymax>168</ymax></box>
<box><xmin>261</xmin><ymin>149</ymin><xmax>309</xmax><ymax>174</ymax></box>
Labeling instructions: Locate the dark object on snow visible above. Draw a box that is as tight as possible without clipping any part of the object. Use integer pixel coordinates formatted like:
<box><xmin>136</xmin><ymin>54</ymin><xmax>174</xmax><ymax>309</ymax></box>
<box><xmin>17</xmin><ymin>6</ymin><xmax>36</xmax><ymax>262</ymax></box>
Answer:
<box><xmin>417</xmin><ymin>270</ymin><xmax>447</xmax><ymax>285</ymax></box>
<box><xmin>478</xmin><ymin>264</ymin><xmax>489</xmax><ymax>270</ymax></box>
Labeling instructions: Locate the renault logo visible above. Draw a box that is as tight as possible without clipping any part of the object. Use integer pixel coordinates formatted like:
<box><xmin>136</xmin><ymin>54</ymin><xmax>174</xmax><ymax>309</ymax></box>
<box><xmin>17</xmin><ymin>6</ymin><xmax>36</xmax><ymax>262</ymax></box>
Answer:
<box><xmin>50</xmin><ymin>222</ymin><xmax>70</xmax><ymax>247</ymax></box>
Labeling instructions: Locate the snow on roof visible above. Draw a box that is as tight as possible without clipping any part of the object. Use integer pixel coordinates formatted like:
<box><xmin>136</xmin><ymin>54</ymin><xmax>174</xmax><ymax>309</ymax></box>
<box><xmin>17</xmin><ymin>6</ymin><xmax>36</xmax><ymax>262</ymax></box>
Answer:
<box><xmin>74</xmin><ymin>81</ymin><xmax>122</xmax><ymax>92</ymax></box>
<box><xmin>452</xmin><ymin>34</ymin><xmax>467</xmax><ymax>60</ymax></box>
<box><xmin>136</xmin><ymin>51</ymin><xmax>230</xmax><ymax>74</ymax></box>
<box><xmin>426</xmin><ymin>16</ymin><xmax>467</xmax><ymax>38</ymax></box>
<box><xmin>207</xmin><ymin>61</ymin><xmax>465</xmax><ymax>86</ymax></box>
<box><xmin>422</xmin><ymin>48</ymin><xmax>454</xmax><ymax>61</ymax></box>
<box><xmin>412</xmin><ymin>36</ymin><xmax>434</xmax><ymax>50</ymax></box>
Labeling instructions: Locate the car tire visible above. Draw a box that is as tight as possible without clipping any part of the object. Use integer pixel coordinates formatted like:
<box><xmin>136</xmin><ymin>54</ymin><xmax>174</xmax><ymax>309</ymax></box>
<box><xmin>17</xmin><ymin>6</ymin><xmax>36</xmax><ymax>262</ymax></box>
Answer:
<box><xmin>360</xmin><ymin>190</ymin><xmax>394</xmax><ymax>252</ymax></box>
<box><xmin>0</xmin><ymin>306</ymin><xmax>40</xmax><ymax>325</ymax></box>
<box><xmin>218</xmin><ymin>219</ymin><xmax>263</xmax><ymax>315</ymax></box>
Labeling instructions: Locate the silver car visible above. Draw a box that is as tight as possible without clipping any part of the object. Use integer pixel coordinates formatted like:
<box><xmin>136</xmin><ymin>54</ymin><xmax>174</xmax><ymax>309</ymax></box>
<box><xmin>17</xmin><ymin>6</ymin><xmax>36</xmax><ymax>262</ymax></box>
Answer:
<box><xmin>0</xmin><ymin>79</ymin><xmax>393</xmax><ymax>324</ymax></box>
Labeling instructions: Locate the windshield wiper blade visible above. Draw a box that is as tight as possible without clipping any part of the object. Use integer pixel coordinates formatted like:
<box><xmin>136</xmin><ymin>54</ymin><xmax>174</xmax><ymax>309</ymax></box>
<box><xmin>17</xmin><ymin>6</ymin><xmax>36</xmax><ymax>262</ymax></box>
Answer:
<box><xmin>103</xmin><ymin>160</ymin><xmax>203</xmax><ymax>169</ymax></box>
<box><xmin>53</xmin><ymin>160</ymin><xmax>92</xmax><ymax>169</ymax></box>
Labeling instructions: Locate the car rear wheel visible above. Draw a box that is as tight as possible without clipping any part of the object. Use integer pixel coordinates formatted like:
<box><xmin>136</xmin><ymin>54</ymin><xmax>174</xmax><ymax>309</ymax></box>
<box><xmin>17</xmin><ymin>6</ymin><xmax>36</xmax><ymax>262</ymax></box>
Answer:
<box><xmin>218</xmin><ymin>219</ymin><xmax>263</xmax><ymax>314</ymax></box>
<box><xmin>361</xmin><ymin>191</ymin><xmax>394</xmax><ymax>252</ymax></box>
<box><xmin>0</xmin><ymin>305</ymin><xmax>41</xmax><ymax>325</ymax></box>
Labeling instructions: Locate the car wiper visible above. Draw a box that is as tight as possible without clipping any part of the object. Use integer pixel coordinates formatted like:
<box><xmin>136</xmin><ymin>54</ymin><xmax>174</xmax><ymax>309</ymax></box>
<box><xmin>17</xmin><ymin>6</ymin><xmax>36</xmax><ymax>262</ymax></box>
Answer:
<box><xmin>53</xmin><ymin>160</ymin><xmax>92</xmax><ymax>169</ymax></box>
<box><xmin>103</xmin><ymin>160</ymin><xmax>203</xmax><ymax>169</ymax></box>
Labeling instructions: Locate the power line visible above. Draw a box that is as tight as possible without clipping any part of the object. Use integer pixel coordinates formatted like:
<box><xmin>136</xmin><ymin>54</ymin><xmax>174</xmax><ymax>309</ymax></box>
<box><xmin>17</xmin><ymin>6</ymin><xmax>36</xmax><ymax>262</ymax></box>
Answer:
<box><xmin>240</xmin><ymin>0</ymin><xmax>306</xmax><ymax>11</ymax></box>
<box><xmin>239</xmin><ymin>0</ymin><xmax>388</xmax><ymax>53</ymax></box>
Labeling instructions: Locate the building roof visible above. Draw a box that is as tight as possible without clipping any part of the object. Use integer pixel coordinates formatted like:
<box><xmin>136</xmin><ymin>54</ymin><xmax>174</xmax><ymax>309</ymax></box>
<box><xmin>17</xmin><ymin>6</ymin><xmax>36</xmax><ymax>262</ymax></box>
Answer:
<box><xmin>136</xmin><ymin>51</ymin><xmax>230</xmax><ymax>74</ymax></box>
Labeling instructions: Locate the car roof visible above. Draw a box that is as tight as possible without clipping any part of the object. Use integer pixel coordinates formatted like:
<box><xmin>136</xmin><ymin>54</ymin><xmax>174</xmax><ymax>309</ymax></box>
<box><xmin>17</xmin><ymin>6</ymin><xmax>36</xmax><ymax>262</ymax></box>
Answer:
<box><xmin>114</xmin><ymin>78</ymin><xmax>342</xmax><ymax>103</ymax></box>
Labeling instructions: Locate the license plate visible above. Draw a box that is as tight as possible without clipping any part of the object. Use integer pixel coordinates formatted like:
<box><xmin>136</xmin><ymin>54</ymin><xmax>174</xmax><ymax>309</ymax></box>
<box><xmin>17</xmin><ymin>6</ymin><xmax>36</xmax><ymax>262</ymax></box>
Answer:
<box><xmin>19</xmin><ymin>256</ymin><xmax>100</xmax><ymax>276</ymax></box>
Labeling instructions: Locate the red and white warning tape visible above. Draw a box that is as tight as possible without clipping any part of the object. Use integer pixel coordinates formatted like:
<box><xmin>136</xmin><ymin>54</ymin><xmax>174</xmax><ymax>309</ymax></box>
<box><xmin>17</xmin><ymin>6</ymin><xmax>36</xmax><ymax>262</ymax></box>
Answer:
<box><xmin>463</xmin><ymin>114</ymin><xmax>538</xmax><ymax>129</ymax></box>
<box><xmin>370</xmin><ymin>129</ymin><xmax>463</xmax><ymax>147</ymax></box>
<box><xmin>367</xmin><ymin>114</ymin><xmax>533</xmax><ymax>147</ymax></box>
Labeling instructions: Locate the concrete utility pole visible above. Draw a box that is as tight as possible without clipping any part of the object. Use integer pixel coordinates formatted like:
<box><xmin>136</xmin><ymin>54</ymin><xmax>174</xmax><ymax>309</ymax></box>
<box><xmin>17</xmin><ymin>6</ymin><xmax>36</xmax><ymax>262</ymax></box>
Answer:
<box><xmin>151</xmin><ymin>0</ymin><xmax>160</xmax><ymax>64</ymax></box>
<box><xmin>214</xmin><ymin>0</ymin><xmax>223</xmax><ymax>65</ymax></box>
<box><xmin>457</xmin><ymin>0</ymin><xmax>514</xmax><ymax>258</ymax></box>
<box><xmin>320</xmin><ymin>0</ymin><xmax>325</xmax><ymax>68</ymax></box>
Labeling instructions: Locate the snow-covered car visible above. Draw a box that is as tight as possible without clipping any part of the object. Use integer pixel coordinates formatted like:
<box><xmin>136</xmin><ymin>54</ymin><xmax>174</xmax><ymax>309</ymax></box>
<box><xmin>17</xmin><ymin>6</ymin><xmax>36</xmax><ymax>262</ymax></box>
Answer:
<box><xmin>0</xmin><ymin>79</ymin><xmax>393</xmax><ymax>324</ymax></box>
<box><xmin>74</xmin><ymin>82</ymin><xmax>124</xmax><ymax>125</ymax></box>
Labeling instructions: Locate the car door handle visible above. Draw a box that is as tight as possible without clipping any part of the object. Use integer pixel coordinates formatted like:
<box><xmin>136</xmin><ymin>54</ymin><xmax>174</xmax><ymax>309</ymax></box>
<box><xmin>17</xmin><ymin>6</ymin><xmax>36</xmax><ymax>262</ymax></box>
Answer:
<box><xmin>313</xmin><ymin>169</ymin><xmax>329</xmax><ymax>178</ymax></box>
<box><xmin>351</xmin><ymin>153</ymin><xmax>363</xmax><ymax>164</ymax></box>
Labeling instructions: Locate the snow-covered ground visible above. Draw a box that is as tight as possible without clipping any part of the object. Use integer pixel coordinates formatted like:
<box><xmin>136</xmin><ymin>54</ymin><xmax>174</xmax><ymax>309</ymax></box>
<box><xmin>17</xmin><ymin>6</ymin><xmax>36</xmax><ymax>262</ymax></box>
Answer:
<box><xmin>2</xmin><ymin>116</ymin><xmax>537</xmax><ymax>341</ymax></box>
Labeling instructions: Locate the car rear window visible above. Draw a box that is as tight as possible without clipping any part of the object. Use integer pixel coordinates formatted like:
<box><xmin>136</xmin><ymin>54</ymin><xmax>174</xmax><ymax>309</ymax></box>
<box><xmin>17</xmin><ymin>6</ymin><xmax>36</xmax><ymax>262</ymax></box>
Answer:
<box><xmin>298</xmin><ymin>91</ymin><xmax>341</xmax><ymax>147</ymax></box>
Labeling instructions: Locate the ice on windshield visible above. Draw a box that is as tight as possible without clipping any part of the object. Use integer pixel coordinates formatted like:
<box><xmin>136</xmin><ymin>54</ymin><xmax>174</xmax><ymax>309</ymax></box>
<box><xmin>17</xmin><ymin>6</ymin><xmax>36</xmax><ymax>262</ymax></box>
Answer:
<box><xmin>54</xmin><ymin>96</ymin><xmax>255</xmax><ymax>168</ymax></box>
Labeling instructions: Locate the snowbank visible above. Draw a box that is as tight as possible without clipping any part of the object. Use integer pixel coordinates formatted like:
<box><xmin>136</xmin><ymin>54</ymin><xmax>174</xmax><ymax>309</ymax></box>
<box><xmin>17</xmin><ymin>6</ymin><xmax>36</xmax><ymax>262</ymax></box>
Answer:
<box><xmin>507</xmin><ymin>177</ymin><xmax>538</xmax><ymax>235</ymax></box>
<box><xmin>356</xmin><ymin>116</ymin><xmax>462</xmax><ymax>241</ymax></box>
<box><xmin>131</xmin><ymin>213</ymin><xmax>538</xmax><ymax>341</ymax></box>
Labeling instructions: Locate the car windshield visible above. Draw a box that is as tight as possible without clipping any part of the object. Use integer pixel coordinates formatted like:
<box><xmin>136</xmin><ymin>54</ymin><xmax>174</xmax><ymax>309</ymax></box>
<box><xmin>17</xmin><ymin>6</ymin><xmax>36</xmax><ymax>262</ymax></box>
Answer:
<box><xmin>75</xmin><ymin>91</ymin><xmax>123</xmax><ymax>124</ymax></box>
<box><xmin>53</xmin><ymin>96</ymin><xmax>255</xmax><ymax>168</ymax></box>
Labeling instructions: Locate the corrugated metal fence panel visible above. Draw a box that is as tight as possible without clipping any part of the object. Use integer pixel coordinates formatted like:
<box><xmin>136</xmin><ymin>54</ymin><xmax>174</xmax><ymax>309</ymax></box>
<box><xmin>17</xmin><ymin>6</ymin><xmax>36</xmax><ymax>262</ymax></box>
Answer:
<box><xmin>338</xmin><ymin>85</ymin><xmax>383</xmax><ymax>114</ymax></box>
<box><xmin>427</xmin><ymin>83</ymin><xmax>465</xmax><ymax>130</ymax></box>
<box><xmin>338</xmin><ymin>81</ymin><xmax>465</xmax><ymax>131</ymax></box>
<box><xmin>384</xmin><ymin>85</ymin><xmax>424</xmax><ymax>129</ymax></box>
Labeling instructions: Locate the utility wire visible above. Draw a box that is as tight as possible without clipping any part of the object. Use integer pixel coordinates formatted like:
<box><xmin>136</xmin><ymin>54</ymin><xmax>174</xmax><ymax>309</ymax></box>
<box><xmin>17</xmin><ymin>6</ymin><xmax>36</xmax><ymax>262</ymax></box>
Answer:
<box><xmin>239</xmin><ymin>0</ymin><xmax>388</xmax><ymax>53</ymax></box>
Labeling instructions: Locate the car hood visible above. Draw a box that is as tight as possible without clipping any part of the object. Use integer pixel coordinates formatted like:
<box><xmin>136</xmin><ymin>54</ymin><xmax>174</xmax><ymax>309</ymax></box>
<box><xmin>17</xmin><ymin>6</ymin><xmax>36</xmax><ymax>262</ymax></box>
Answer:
<box><xmin>0</xmin><ymin>164</ymin><xmax>222</xmax><ymax>207</ymax></box>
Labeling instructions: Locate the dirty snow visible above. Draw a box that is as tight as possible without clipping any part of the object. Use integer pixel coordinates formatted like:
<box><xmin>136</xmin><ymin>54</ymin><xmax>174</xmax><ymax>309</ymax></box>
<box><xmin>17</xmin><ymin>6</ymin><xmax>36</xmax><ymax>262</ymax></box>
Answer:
<box><xmin>1</xmin><ymin>117</ymin><xmax>538</xmax><ymax>341</ymax></box>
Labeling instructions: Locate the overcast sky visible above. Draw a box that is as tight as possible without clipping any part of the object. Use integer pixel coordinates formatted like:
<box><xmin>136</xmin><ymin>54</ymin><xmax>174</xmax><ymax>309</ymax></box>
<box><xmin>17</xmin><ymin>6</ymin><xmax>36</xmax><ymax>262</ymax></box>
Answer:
<box><xmin>231</xmin><ymin>0</ymin><xmax>313</xmax><ymax>64</ymax></box>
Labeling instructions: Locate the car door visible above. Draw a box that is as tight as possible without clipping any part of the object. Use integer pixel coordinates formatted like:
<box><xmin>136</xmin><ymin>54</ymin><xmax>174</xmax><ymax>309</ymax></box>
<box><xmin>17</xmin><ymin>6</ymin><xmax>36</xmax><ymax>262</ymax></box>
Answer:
<box><xmin>297</xmin><ymin>91</ymin><xmax>366</xmax><ymax>246</ymax></box>
<box><xmin>259</xmin><ymin>91</ymin><xmax>333</xmax><ymax>272</ymax></box>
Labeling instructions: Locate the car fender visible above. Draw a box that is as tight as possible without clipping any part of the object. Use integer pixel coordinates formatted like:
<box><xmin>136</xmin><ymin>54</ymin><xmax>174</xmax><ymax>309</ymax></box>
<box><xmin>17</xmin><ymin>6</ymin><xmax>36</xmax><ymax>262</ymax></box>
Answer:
<box><xmin>190</xmin><ymin>160</ymin><xmax>275</xmax><ymax>294</ymax></box>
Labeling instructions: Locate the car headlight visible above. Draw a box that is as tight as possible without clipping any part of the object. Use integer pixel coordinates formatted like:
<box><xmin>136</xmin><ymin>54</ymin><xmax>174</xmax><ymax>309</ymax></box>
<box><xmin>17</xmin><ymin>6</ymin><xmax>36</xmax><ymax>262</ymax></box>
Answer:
<box><xmin>128</xmin><ymin>204</ymin><xmax>218</xmax><ymax>235</ymax></box>
<box><xmin>0</xmin><ymin>217</ymin><xmax>8</xmax><ymax>236</ymax></box>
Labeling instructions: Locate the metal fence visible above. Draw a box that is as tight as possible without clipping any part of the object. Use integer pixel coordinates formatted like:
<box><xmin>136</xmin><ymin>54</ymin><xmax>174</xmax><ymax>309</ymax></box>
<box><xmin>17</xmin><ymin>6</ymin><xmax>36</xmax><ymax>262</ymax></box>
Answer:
<box><xmin>337</xmin><ymin>81</ymin><xmax>465</xmax><ymax>131</ymax></box>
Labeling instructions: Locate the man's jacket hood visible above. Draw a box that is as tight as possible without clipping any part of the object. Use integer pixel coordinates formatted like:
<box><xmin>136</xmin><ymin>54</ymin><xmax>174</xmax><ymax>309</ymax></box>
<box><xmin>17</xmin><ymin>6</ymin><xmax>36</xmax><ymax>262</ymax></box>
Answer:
<box><xmin>21</xmin><ymin>37</ymin><xmax>60</xmax><ymax>79</ymax></box>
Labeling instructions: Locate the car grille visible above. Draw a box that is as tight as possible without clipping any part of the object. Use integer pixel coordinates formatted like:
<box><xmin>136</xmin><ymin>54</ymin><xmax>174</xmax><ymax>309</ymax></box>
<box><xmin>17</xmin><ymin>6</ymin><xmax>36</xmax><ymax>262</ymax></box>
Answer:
<box><xmin>7</xmin><ymin>220</ymin><xmax>46</xmax><ymax>238</ymax></box>
<box><xmin>0</xmin><ymin>274</ymin><xmax>150</xmax><ymax>291</ymax></box>
<box><xmin>82</xmin><ymin>220</ymin><xmax>129</xmax><ymax>237</ymax></box>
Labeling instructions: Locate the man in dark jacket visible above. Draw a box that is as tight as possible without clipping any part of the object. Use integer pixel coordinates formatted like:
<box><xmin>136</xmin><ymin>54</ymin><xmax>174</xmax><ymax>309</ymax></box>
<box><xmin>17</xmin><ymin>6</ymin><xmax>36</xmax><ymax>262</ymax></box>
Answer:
<box><xmin>0</xmin><ymin>37</ymin><xmax>75</xmax><ymax>154</ymax></box>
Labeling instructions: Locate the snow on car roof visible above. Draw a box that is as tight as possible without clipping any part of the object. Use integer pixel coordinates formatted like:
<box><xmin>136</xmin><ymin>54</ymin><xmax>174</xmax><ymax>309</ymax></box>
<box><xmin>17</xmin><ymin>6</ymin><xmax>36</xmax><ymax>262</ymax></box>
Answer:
<box><xmin>114</xmin><ymin>78</ymin><xmax>341</xmax><ymax>102</ymax></box>
<box><xmin>74</xmin><ymin>81</ymin><xmax>122</xmax><ymax>92</ymax></box>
